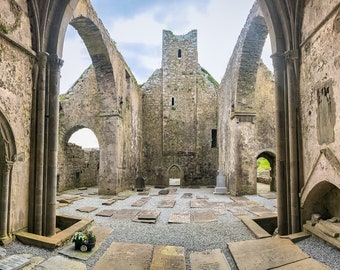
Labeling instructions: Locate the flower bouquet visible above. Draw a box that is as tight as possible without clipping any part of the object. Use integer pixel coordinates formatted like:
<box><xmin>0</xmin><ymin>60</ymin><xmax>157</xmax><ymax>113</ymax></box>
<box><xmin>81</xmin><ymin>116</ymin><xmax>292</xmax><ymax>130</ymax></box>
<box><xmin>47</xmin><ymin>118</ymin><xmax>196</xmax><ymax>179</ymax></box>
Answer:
<box><xmin>71</xmin><ymin>229</ymin><xmax>96</xmax><ymax>252</ymax></box>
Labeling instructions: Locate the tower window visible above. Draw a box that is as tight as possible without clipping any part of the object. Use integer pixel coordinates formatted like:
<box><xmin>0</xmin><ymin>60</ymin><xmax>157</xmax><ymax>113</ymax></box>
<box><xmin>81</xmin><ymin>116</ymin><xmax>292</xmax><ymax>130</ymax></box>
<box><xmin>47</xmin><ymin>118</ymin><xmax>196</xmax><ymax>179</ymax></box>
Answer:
<box><xmin>178</xmin><ymin>49</ymin><xmax>182</xmax><ymax>58</ymax></box>
<box><xmin>171</xmin><ymin>97</ymin><xmax>175</xmax><ymax>106</ymax></box>
<box><xmin>211</xmin><ymin>129</ymin><xmax>217</xmax><ymax>148</ymax></box>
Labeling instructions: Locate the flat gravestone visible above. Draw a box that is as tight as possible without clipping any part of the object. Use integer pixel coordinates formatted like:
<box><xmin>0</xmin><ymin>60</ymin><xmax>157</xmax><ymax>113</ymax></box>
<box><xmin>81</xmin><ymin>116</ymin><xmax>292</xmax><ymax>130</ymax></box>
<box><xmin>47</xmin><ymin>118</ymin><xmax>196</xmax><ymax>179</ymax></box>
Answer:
<box><xmin>112</xmin><ymin>195</ymin><xmax>130</xmax><ymax>200</ymax></box>
<box><xmin>196</xmin><ymin>195</ymin><xmax>209</xmax><ymax>199</ymax></box>
<box><xmin>247</xmin><ymin>205</ymin><xmax>276</xmax><ymax>216</ymax></box>
<box><xmin>159</xmin><ymin>189</ymin><xmax>170</xmax><ymax>195</ymax></box>
<box><xmin>274</xmin><ymin>258</ymin><xmax>331</xmax><ymax>270</ymax></box>
<box><xmin>192</xmin><ymin>210</ymin><xmax>217</xmax><ymax>223</ymax></box>
<box><xmin>158</xmin><ymin>198</ymin><xmax>176</xmax><ymax>208</ymax></box>
<box><xmin>0</xmin><ymin>255</ymin><xmax>30</xmax><ymax>270</ymax></box>
<box><xmin>93</xmin><ymin>242</ymin><xmax>153</xmax><ymax>270</ymax></box>
<box><xmin>230</xmin><ymin>196</ymin><xmax>249</xmax><ymax>202</ymax></box>
<box><xmin>168</xmin><ymin>212</ymin><xmax>191</xmax><ymax>224</ymax></box>
<box><xmin>181</xmin><ymin>193</ymin><xmax>192</xmax><ymax>199</ymax></box>
<box><xmin>209</xmin><ymin>202</ymin><xmax>226</xmax><ymax>209</ymax></box>
<box><xmin>259</xmin><ymin>193</ymin><xmax>277</xmax><ymax>199</ymax></box>
<box><xmin>190</xmin><ymin>199</ymin><xmax>210</xmax><ymax>208</ymax></box>
<box><xmin>133</xmin><ymin>210</ymin><xmax>161</xmax><ymax>223</ymax></box>
<box><xmin>59</xmin><ymin>226</ymin><xmax>112</xmax><ymax>261</ymax></box>
<box><xmin>150</xmin><ymin>246</ymin><xmax>186</xmax><ymax>270</ymax></box>
<box><xmin>190</xmin><ymin>249</ymin><xmax>231</xmax><ymax>270</ymax></box>
<box><xmin>102</xmin><ymin>199</ymin><xmax>116</xmax><ymax>205</ymax></box>
<box><xmin>96</xmin><ymin>209</ymin><xmax>115</xmax><ymax>217</ymax></box>
<box><xmin>225</xmin><ymin>202</ymin><xmax>251</xmax><ymax>216</ymax></box>
<box><xmin>111</xmin><ymin>209</ymin><xmax>140</xmax><ymax>220</ymax></box>
<box><xmin>36</xmin><ymin>255</ymin><xmax>86</xmax><ymax>270</ymax></box>
<box><xmin>228</xmin><ymin>237</ymin><xmax>309</xmax><ymax>270</ymax></box>
<box><xmin>76</xmin><ymin>206</ymin><xmax>98</xmax><ymax>213</ymax></box>
<box><xmin>131</xmin><ymin>197</ymin><xmax>151</xmax><ymax>207</ymax></box>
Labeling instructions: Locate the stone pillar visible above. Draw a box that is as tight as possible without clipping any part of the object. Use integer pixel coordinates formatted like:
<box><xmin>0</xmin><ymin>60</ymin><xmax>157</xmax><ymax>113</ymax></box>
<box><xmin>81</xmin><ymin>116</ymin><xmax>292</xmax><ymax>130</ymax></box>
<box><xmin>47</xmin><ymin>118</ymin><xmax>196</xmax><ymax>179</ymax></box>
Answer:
<box><xmin>214</xmin><ymin>169</ymin><xmax>227</xmax><ymax>195</ymax></box>
<box><xmin>33</xmin><ymin>52</ymin><xmax>48</xmax><ymax>235</ymax></box>
<box><xmin>0</xmin><ymin>161</ymin><xmax>13</xmax><ymax>242</ymax></box>
<box><xmin>45</xmin><ymin>54</ymin><xmax>63</xmax><ymax>236</ymax></box>
<box><xmin>285</xmin><ymin>49</ymin><xmax>301</xmax><ymax>233</ymax></box>
<box><xmin>271</xmin><ymin>52</ymin><xmax>289</xmax><ymax>235</ymax></box>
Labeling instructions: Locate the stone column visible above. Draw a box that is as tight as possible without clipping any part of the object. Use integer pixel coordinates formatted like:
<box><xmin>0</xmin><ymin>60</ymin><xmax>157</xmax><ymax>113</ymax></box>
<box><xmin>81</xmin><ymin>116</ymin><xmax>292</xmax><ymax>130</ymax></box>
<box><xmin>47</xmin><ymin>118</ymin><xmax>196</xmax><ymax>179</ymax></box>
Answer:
<box><xmin>285</xmin><ymin>49</ymin><xmax>301</xmax><ymax>233</ymax></box>
<box><xmin>45</xmin><ymin>54</ymin><xmax>63</xmax><ymax>236</ymax></box>
<box><xmin>0</xmin><ymin>161</ymin><xmax>13</xmax><ymax>242</ymax></box>
<box><xmin>271</xmin><ymin>52</ymin><xmax>289</xmax><ymax>235</ymax></box>
<box><xmin>33</xmin><ymin>52</ymin><xmax>48</xmax><ymax>235</ymax></box>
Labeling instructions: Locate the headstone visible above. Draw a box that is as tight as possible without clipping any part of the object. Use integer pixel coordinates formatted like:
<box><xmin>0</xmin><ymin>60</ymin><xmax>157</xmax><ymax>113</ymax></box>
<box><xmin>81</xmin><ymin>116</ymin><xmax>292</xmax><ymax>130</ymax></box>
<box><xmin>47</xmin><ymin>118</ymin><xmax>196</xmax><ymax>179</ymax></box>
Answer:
<box><xmin>135</xmin><ymin>175</ymin><xmax>145</xmax><ymax>191</ymax></box>
<box><xmin>214</xmin><ymin>169</ymin><xmax>227</xmax><ymax>195</ymax></box>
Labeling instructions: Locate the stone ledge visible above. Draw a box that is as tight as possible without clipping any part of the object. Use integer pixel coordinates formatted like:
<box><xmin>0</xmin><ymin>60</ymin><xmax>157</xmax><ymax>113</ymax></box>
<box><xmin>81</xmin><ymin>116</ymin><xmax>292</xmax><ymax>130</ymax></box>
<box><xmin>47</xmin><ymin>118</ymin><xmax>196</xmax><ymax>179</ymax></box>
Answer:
<box><xmin>303</xmin><ymin>223</ymin><xmax>340</xmax><ymax>249</ymax></box>
<box><xmin>239</xmin><ymin>215</ymin><xmax>272</xmax><ymax>239</ymax></box>
<box><xmin>15</xmin><ymin>215</ymin><xmax>93</xmax><ymax>249</ymax></box>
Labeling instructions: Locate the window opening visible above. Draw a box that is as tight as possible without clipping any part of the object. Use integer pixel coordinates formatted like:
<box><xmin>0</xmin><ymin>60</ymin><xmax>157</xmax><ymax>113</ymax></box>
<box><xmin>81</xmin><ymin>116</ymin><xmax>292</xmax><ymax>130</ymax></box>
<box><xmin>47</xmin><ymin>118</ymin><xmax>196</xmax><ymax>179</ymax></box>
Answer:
<box><xmin>211</xmin><ymin>129</ymin><xmax>217</xmax><ymax>148</ymax></box>
<box><xmin>178</xmin><ymin>49</ymin><xmax>182</xmax><ymax>58</ymax></box>
<box><xmin>171</xmin><ymin>97</ymin><xmax>175</xmax><ymax>106</ymax></box>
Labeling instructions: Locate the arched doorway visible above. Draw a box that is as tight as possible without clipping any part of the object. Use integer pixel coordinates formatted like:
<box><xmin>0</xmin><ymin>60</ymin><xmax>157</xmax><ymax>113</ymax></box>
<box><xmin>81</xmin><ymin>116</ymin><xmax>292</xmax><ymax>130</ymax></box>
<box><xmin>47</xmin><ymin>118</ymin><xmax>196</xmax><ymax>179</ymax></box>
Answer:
<box><xmin>256</xmin><ymin>152</ymin><xmax>276</xmax><ymax>193</ymax></box>
<box><xmin>0</xmin><ymin>111</ymin><xmax>16</xmax><ymax>243</ymax></box>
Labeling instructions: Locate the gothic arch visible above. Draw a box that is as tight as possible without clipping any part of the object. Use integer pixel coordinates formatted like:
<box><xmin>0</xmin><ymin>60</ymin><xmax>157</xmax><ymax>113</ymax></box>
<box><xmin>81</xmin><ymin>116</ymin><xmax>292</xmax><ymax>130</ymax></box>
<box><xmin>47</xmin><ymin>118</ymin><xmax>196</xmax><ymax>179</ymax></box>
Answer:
<box><xmin>166</xmin><ymin>164</ymin><xmax>184</xmax><ymax>185</ymax></box>
<box><xmin>0</xmin><ymin>110</ymin><xmax>16</xmax><ymax>243</ymax></box>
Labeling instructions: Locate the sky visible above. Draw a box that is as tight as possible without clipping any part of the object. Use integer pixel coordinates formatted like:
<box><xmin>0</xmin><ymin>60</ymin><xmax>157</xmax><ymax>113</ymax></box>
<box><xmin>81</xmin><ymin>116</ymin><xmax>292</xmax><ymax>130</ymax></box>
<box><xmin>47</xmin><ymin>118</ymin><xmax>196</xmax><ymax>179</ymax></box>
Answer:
<box><xmin>62</xmin><ymin>0</ymin><xmax>272</xmax><ymax>148</ymax></box>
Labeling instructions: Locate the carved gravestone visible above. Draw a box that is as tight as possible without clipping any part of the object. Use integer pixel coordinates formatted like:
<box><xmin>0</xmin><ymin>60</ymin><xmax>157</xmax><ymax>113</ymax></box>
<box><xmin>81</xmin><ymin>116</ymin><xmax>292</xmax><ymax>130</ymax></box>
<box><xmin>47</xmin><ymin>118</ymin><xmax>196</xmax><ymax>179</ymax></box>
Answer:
<box><xmin>135</xmin><ymin>175</ymin><xmax>145</xmax><ymax>191</ymax></box>
<box><xmin>214</xmin><ymin>169</ymin><xmax>228</xmax><ymax>195</ymax></box>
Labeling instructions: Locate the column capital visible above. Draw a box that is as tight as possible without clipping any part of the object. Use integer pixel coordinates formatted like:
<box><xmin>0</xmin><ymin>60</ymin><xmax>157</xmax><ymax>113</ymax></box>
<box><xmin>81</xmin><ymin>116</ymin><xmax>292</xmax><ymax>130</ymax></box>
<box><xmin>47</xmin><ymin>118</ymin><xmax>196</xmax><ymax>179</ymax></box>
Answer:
<box><xmin>48</xmin><ymin>54</ymin><xmax>64</xmax><ymax>69</ymax></box>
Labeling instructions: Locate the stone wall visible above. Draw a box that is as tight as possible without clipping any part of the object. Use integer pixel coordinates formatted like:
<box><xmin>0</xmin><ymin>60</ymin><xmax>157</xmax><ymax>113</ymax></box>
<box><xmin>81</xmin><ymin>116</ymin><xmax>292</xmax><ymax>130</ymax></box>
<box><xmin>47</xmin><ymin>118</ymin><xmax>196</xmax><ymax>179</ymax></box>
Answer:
<box><xmin>218</xmin><ymin>2</ymin><xmax>275</xmax><ymax>195</ymax></box>
<box><xmin>0</xmin><ymin>0</ymin><xmax>34</xmax><ymax>234</ymax></box>
<box><xmin>58</xmin><ymin>0</ymin><xmax>143</xmax><ymax>195</ymax></box>
<box><xmin>299</xmin><ymin>2</ymin><xmax>340</xmax><ymax>222</ymax></box>
<box><xmin>142</xmin><ymin>30</ymin><xmax>218</xmax><ymax>186</ymax></box>
<box><xmin>58</xmin><ymin>143</ymin><xmax>99</xmax><ymax>191</ymax></box>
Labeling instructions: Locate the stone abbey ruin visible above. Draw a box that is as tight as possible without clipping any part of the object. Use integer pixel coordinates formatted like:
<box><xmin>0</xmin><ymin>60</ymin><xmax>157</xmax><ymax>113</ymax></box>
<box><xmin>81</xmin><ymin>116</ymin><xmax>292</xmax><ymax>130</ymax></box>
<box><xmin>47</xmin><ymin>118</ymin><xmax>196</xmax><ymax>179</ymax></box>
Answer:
<box><xmin>0</xmin><ymin>0</ymin><xmax>339</xmax><ymax>260</ymax></box>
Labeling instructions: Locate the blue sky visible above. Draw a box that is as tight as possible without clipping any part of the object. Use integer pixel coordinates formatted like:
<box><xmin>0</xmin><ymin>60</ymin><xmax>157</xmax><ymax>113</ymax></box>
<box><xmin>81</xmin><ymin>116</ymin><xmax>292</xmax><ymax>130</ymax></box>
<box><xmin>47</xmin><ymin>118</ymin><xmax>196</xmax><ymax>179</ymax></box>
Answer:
<box><xmin>62</xmin><ymin>0</ymin><xmax>272</xmax><ymax>147</ymax></box>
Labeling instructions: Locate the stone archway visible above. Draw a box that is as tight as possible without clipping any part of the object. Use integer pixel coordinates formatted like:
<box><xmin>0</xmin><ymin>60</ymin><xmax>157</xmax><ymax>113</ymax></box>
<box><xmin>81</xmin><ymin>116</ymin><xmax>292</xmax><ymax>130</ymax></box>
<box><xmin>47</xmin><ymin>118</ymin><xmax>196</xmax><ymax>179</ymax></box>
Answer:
<box><xmin>218</xmin><ymin>2</ymin><xmax>270</xmax><ymax>196</ymax></box>
<box><xmin>0</xmin><ymin>110</ymin><xmax>16</xmax><ymax>244</ymax></box>
<box><xmin>257</xmin><ymin>151</ymin><xmax>276</xmax><ymax>192</ymax></box>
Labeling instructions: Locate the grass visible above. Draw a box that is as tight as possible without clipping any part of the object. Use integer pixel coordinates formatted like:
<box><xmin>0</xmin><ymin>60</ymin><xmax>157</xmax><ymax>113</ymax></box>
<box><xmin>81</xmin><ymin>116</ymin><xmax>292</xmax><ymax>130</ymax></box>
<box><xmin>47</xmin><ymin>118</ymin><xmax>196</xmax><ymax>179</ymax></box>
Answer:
<box><xmin>257</xmin><ymin>157</ymin><xmax>271</xmax><ymax>170</ymax></box>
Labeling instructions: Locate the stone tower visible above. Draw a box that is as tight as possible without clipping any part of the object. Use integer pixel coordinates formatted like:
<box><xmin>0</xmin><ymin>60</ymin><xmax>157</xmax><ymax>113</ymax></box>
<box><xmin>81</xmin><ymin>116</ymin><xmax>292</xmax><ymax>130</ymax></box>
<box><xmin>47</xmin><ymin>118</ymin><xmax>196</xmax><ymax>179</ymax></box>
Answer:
<box><xmin>142</xmin><ymin>30</ymin><xmax>218</xmax><ymax>186</ymax></box>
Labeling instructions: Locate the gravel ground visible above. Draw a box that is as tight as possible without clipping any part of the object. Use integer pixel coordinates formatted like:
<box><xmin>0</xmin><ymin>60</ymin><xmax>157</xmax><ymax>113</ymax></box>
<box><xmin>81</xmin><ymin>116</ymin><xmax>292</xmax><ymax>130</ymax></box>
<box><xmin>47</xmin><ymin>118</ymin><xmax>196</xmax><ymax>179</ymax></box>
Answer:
<box><xmin>3</xmin><ymin>186</ymin><xmax>340</xmax><ymax>269</ymax></box>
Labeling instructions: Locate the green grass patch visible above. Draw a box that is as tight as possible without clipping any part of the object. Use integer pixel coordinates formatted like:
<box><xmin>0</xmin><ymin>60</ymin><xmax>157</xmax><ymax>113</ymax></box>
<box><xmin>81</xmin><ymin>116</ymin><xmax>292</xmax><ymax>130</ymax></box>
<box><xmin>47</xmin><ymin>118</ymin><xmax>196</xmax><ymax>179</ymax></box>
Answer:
<box><xmin>257</xmin><ymin>157</ymin><xmax>271</xmax><ymax>170</ymax></box>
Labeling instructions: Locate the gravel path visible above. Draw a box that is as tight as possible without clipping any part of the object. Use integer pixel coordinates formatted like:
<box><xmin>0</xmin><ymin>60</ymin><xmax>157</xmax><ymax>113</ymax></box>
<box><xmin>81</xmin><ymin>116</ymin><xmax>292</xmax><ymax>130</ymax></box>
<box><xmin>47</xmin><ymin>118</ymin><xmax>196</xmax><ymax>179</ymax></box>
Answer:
<box><xmin>3</xmin><ymin>186</ymin><xmax>340</xmax><ymax>269</ymax></box>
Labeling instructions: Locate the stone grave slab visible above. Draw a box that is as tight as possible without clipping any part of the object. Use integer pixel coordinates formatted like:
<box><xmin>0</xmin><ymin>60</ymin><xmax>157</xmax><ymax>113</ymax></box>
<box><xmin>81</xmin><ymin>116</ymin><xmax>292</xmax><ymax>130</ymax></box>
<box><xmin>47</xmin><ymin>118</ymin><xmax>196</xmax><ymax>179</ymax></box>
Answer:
<box><xmin>181</xmin><ymin>193</ymin><xmax>192</xmax><ymax>199</ymax></box>
<box><xmin>168</xmin><ymin>188</ymin><xmax>177</xmax><ymax>194</ymax></box>
<box><xmin>56</xmin><ymin>202</ymin><xmax>69</xmax><ymax>208</ymax></box>
<box><xmin>102</xmin><ymin>199</ymin><xmax>116</xmax><ymax>206</ymax></box>
<box><xmin>76</xmin><ymin>206</ymin><xmax>98</xmax><ymax>213</ymax></box>
<box><xmin>93</xmin><ymin>242</ymin><xmax>153</xmax><ymax>270</ymax></box>
<box><xmin>112</xmin><ymin>195</ymin><xmax>130</xmax><ymax>200</ymax></box>
<box><xmin>150</xmin><ymin>245</ymin><xmax>186</xmax><ymax>270</ymax></box>
<box><xmin>138</xmin><ymin>191</ymin><xmax>149</xmax><ymax>195</ymax></box>
<box><xmin>196</xmin><ymin>195</ymin><xmax>209</xmax><ymax>199</ymax></box>
<box><xmin>209</xmin><ymin>202</ymin><xmax>226</xmax><ymax>208</ymax></box>
<box><xmin>21</xmin><ymin>254</ymin><xmax>44</xmax><ymax>269</ymax></box>
<box><xmin>192</xmin><ymin>210</ymin><xmax>217</xmax><ymax>223</ymax></box>
<box><xmin>228</xmin><ymin>237</ymin><xmax>309</xmax><ymax>270</ymax></box>
<box><xmin>168</xmin><ymin>212</ymin><xmax>191</xmax><ymax>224</ymax></box>
<box><xmin>190</xmin><ymin>199</ymin><xmax>210</xmax><ymax>208</ymax></box>
<box><xmin>158</xmin><ymin>198</ymin><xmax>176</xmax><ymax>208</ymax></box>
<box><xmin>78</xmin><ymin>187</ymin><xmax>88</xmax><ymax>190</ymax></box>
<box><xmin>57</xmin><ymin>195</ymin><xmax>82</xmax><ymax>204</ymax></box>
<box><xmin>36</xmin><ymin>255</ymin><xmax>86</xmax><ymax>270</ymax></box>
<box><xmin>230</xmin><ymin>196</ymin><xmax>249</xmax><ymax>202</ymax></box>
<box><xmin>0</xmin><ymin>255</ymin><xmax>30</xmax><ymax>270</ymax></box>
<box><xmin>96</xmin><ymin>209</ymin><xmax>115</xmax><ymax>217</ymax></box>
<box><xmin>247</xmin><ymin>205</ymin><xmax>276</xmax><ymax>216</ymax></box>
<box><xmin>190</xmin><ymin>249</ymin><xmax>231</xmax><ymax>270</ymax></box>
<box><xmin>131</xmin><ymin>196</ymin><xmax>151</xmax><ymax>207</ymax></box>
<box><xmin>259</xmin><ymin>193</ymin><xmax>277</xmax><ymax>199</ymax></box>
<box><xmin>133</xmin><ymin>210</ymin><xmax>161</xmax><ymax>223</ymax></box>
<box><xmin>272</xmin><ymin>258</ymin><xmax>331</xmax><ymax>270</ymax></box>
<box><xmin>59</xmin><ymin>226</ymin><xmax>112</xmax><ymax>261</ymax></box>
<box><xmin>159</xmin><ymin>189</ymin><xmax>170</xmax><ymax>195</ymax></box>
<box><xmin>111</xmin><ymin>209</ymin><xmax>140</xmax><ymax>220</ymax></box>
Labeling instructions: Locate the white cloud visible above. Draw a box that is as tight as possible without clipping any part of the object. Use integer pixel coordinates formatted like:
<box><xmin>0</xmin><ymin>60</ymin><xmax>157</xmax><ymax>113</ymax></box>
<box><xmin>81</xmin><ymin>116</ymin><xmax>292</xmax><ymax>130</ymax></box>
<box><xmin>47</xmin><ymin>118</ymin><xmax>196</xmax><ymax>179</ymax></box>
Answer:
<box><xmin>60</xmin><ymin>28</ymin><xmax>91</xmax><ymax>94</ymax></box>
